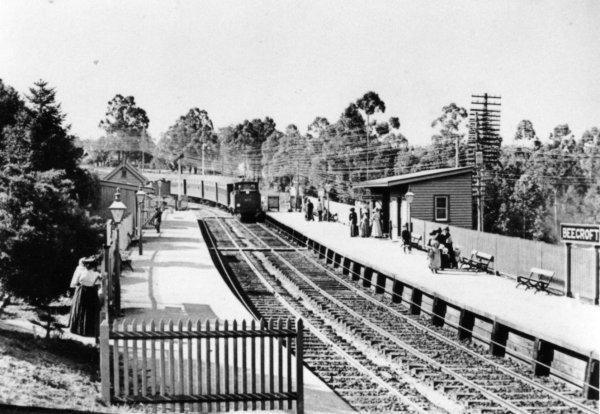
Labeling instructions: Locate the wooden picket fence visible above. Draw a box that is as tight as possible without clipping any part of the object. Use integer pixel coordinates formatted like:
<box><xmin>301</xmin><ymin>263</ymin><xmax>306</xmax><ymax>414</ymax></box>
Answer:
<box><xmin>100</xmin><ymin>317</ymin><xmax>304</xmax><ymax>413</ymax></box>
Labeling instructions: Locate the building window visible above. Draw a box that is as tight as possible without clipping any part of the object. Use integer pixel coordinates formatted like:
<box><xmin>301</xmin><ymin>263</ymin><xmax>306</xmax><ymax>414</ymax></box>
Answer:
<box><xmin>434</xmin><ymin>196</ymin><xmax>449</xmax><ymax>222</ymax></box>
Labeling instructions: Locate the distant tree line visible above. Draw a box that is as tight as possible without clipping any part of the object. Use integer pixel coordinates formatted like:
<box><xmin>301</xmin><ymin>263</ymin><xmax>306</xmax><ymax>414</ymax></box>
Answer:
<box><xmin>83</xmin><ymin>91</ymin><xmax>599</xmax><ymax>244</ymax></box>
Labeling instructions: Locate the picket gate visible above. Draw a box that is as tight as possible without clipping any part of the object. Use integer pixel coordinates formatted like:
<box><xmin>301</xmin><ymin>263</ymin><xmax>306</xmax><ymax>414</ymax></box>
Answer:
<box><xmin>100</xmin><ymin>317</ymin><xmax>304</xmax><ymax>413</ymax></box>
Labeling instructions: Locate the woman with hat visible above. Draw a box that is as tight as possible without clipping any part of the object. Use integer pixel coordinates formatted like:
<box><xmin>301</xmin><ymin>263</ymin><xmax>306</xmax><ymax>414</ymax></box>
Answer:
<box><xmin>69</xmin><ymin>257</ymin><xmax>102</xmax><ymax>338</ymax></box>
<box><xmin>349</xmin><ymin>208</ymin><xmax>358</xmax><ymax>237</ymax></box>
<box><xmin>360</xmin><ymin>210</ymin><xmax>371</xmax><ymax>237</ymax></box>
<box><xmin>434</xmin><ymin>228</ymin><xmax>449</xmax><ymax>269</ymax></box>
<box><xmin>442</xmin><ymin>226</ymin><xmax>457</xmax><ymax>268</ymax></box>
<box><xmin>371</xmin><ymin>208</ymin><xmax>383</xmax><ymax>238</ymax></box>
<box><xmin>428</xmin><ymin>239</ymin><xmax>442</xmax><ymax>273</ymax></box>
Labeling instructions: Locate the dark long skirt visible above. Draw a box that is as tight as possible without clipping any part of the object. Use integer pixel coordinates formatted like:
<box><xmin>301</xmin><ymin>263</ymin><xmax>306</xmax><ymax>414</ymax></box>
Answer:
<box><xmin>440</xmin><ymin>253</ymin><xmax>450</xmax><ymax>269</ymax></box>
<box><xmin>350</xmin><ymin>224</ymin><xmax>359</xmax><ymax>237</ymax></box>
<box><xmin>360</xmin><ymin>221</ymin><xmax>371</xmax><ymax>237</ymax></box>
<box><xmin>447</xmin><ymin>243</ymin><xmax>457</xmax><ymax>268</ymax></box>
<box><xmin>69</xmin><ymin>285</ymin><xmax>100</xmax><ymax>337</ymax></box>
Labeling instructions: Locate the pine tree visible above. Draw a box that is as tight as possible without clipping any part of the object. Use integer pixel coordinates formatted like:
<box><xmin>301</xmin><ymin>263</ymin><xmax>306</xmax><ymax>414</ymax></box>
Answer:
<box><xmin>26</xmin><ymin>80</ymin><xmax>83</xmax><ymax>174</ymax></box>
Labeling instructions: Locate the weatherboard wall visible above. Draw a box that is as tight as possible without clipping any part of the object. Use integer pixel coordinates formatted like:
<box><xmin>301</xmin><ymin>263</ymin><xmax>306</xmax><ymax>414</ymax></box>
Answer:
<box><xmin>395</xmin><ymin>171</ymin><xmax>473</xmax><ymax>229</ymax></box>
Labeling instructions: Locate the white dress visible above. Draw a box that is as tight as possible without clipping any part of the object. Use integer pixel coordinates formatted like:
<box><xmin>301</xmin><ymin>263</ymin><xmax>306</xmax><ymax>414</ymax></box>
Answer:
<box><xmin>371</xmin><ymin>212</ymin><xmax>383</xmax><ymax>237</ymax></box>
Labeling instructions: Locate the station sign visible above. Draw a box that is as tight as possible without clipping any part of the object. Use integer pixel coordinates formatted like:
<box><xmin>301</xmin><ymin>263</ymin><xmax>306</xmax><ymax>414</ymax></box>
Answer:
<box><xmin>360</xmin><ymin>194</ymin><xmax>382</xmax><ymax>200</ymax></box>
<box><xmin>560</xmin><ymin>223</ymin><xmax>600</xmax><ymax>245</ymax></box>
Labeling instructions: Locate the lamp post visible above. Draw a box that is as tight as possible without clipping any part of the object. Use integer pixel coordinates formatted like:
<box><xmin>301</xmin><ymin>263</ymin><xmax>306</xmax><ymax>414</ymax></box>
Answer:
<box><xmin>405</xmin><ymin>191</ymin><xmax>414</xmax><ymax>232</ymax></box>
<box><xmin>108</xmin><ymin>188</ymin><xmax>127</xmax><ymax>315</ymax></box>
<box><xmin>136</xmin><ymin>187</ymin><xmax>146</xmax><ymax>256</ymax></box>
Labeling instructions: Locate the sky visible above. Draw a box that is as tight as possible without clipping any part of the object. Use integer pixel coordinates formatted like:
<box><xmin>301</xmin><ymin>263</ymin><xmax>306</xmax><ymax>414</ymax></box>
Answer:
<box><xmin>1</xmin><ymin>0</ymin><xmax>599</xmax><ymax>146</ymax></box>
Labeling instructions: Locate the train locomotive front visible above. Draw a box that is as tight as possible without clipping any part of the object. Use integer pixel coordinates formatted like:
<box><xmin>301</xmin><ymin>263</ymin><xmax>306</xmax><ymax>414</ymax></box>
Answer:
<box><xmin>231</xmin><ymin>181</ymin><xmax>264</xmax><ymax>221</ymax></box>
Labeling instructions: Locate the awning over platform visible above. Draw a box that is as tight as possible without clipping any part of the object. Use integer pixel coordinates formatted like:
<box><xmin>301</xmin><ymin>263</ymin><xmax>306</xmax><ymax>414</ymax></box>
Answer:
<box><xmin>354</xmin><ymin>166</ymin><xmax>473</xmax><ymax>188</ymax></box>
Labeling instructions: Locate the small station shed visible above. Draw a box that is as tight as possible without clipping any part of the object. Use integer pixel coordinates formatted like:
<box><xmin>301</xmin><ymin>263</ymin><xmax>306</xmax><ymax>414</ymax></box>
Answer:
<box><xmin>99</xmin><ymin>162</ymin><xmax>154</xmax><ymax>221</ymax></box>
<box><xmin>354</xmin><ymin>167</ymin><xmax>474</xmax><ymax>237</ymax></box>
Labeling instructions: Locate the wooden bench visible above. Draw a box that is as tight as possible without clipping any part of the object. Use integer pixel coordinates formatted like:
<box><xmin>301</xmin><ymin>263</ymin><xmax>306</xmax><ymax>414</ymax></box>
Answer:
<box><xmin>516</xmin><ymin>267</ymin><xmax>555</xmax><ymax>293</ymax></box>
<box><xmin>459</xmin><ymin>250</ymin><xmax>494</xmax><ymax>273</ymax></box>
<box><xmin>119</xmin><ymin>250</ymin><xmax>133</xmax><ymax>271</ymax></box>
<box><xmin>410</xmin><ymin>233</ymin><xmax>423</xmax><ymax>248</ymax></box>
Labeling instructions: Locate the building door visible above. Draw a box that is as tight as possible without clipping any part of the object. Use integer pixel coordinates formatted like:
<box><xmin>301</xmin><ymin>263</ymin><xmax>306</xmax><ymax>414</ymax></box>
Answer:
<box><xmin>390</xmin><ymin>197</ymin><xmax>398</xmax><ymax>239</ymax></box>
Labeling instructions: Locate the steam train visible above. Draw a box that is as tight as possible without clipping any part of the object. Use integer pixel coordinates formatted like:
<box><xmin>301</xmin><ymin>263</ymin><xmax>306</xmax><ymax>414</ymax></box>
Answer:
<box><xmin>178</xmin><ymin>176</ymin><xmax>264</xmax><ymax>221</ymax></box>
<box><xmin>230</xmin><ymin>181</ymin><xmax>264</xmax><ymax>221</ymax></box>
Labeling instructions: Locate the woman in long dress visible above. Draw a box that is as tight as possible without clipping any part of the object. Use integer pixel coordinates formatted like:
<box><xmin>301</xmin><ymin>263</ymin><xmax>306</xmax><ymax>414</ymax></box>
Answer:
<box><xmin>69</xmin><ymin>258</ymin><xmax>102</xmax><ymax>338</ymax></box>
<box><xmin>428</xmin><ymin>240</ymin><xmax>442</xmax><ymax>273</ymax></box>
<box><xmin>371</xmin><ymin>208</ymin><xmax>383</xmax><ymax>238</ymax></box>
<box><xmin>443</xmin><ymin>227</ymin><xmax>457</xmax><ymax>268</ymax></box>
<box><xmin>349</xmin><ymin>208</ymin><xmax>358</xmax><ymax>237</ymax></box>
<box><xmin>360</xmin><ymin>211</ymin><xmax>371</xmax><ymax>237</ymax></box>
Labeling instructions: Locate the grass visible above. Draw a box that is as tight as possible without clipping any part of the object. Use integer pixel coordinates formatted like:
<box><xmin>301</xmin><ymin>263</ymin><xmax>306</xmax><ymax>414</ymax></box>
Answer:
<box><xmin>0</xmin><ymin>300</ymin><xmax>145</xmax><ymax>413</ymax></box>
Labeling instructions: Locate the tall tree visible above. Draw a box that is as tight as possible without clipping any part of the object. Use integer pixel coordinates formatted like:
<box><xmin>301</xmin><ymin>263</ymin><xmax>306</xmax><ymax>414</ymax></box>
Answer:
<box><xmin>27</xmin><ymin>80</ymin><xmax>83</xmax><ymax>174</ymax></box>
<box><xmin>430</xmin><ymin>103</ymin><xmax>468</xmax><ymax>168</ymax></box>
<box><xmin>99</xmin><ymin>94</ymin><xmax>150</xmax><ymax>162</ymax></box>
<box><xmin>220</xmin><ymin>118</ymin><xmax>276</xmax><ymax>179</ymax></box>
<box><xmin>156</xmin><ymin>108</ymin><xmax>217</xmax><ymax>173</ymax></box>
<box><xmin>0</xmin><ymin>80</ymin><xmax>28</xmax><ymax>167</ymax></box>
<box><xmin>356</xmin><ymin>92</ymin><xmax>386</xmax><ymax>179</ymax></box>
<box><xmin>514</xmin><ymin>119</ymin><xmax>539</xmax><ymax>149</ymax></box>
<box><xmin>0</xmin><ymin>79</ymin><xmax>103</xmax><ymax>319</ymax></box>
<box><xmin>0</xmin><ymin>169</ymin><xmax>103</xmax><ymax>306</ymax></box>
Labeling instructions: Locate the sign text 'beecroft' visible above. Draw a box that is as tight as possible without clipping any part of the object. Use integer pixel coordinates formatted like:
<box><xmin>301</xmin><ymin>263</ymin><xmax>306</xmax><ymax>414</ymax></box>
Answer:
<box><xmin>560</xmin><ymin>223</ymin><xmax>600</xmax><ymax>244</ymax></box>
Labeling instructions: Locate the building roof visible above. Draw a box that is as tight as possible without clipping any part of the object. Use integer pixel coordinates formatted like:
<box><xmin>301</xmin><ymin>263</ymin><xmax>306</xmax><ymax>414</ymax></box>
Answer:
<box><xmin>354</xmin><ymin>166</ymin><xmax>473</xmax><ymax>188</ymax></box>
<box><xmin>103</xmin><ymin>161</ymin><xmax>148</xmax><ymax>186</ymax></box>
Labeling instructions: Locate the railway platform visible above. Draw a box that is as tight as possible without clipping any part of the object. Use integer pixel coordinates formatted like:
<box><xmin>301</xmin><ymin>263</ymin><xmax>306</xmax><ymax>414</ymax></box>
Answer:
<box><xmin>117</xmin><ymin>207</ymin><xmax>355</xmax><ymax>414</ymax></box>
<box><xmin>267</xmin><ymin>212</ymin><xmax>600</xmax><ymax>359</ymax></box>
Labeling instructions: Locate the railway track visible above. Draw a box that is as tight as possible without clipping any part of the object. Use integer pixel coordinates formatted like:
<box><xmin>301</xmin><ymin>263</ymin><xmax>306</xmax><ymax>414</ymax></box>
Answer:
<box><xmin>204</xmin><ymin>217</ymin><xmax>437</xmax><ymax>413</ymax></box>
<box><xmin>201</xmin><ymin>212</ymin><xmax>597</xmax><ymax>414</ymax></box>
<box><xmin>191</xmin><ymin>202</ymin><xmax>232</xmax><ymax>219</ymax></box>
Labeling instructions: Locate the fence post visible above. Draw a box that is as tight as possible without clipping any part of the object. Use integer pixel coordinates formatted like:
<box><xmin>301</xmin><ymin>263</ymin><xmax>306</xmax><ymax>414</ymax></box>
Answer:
<box><xmin>100</xmin><ymin>318</ymin><xmax>111</xmax><ymax>404</ymax></box>
<box><xmin>295</xmin><ymin>319</ymin><xmax>304</xmax><ymax>414</ymax></box>
<box><xmin>565</xmin><ymin>242</ymin><xmax>573</xmax><ymax>298</ymax></box>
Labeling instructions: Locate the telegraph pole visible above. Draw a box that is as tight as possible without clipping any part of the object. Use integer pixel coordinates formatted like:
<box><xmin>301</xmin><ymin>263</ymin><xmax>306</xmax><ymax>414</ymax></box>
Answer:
<box><xmin>202</xmin><ymin>143</ymin><xmax>207</xmax><ymax>175</ymax></box>
<box><xmin>141</xmin><ymin>128</ymin><xmax>145</xmax><ymax>172</ymax></box>
<box><xmin>366</xmin><ymin>114</ymin><xmax>370</xmax><ymax>180</ymax></box>
<box><xmin>468</xmin><ymin>94</ymin><xmax>501</xmax><ymax>232</ymax></box>
<box><xmin>478</xmin><ymin>149</ymin><xmax>484</xmax><ymax>231</ymax></box>
<box><xmin>296</xmin><ymin>160</ymin><xmax>300</xmax><ymax>211</ymax></box>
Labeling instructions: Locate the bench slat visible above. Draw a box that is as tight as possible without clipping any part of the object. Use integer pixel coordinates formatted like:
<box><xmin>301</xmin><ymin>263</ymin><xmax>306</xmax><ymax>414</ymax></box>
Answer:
<box><xmin>530</xmin><ymin>267</ymin><xmax>555</xmax><ymax>278</ymax></box>
<box><xmin>516</xmin><ymin>267</ymin><xmax>554</xmax><ymax>292</ymax></box>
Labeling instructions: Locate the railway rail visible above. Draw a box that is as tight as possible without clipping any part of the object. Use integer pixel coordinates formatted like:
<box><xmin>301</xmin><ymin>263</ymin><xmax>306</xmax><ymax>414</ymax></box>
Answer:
<box><xmin>200</xmin><ymin>209</ymin><xmax>598</xmax><ymax>414</ymax></box>
<box><xmin>203</xmin><ymin>217</ymin><xmax>433</xmax><ymax>413</ymax></box>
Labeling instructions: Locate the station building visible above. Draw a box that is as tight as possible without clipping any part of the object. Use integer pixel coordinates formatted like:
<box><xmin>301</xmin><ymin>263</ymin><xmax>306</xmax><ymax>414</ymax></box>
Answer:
<box><xmin>354</xmin><ymin>166</ymin><xmax>474</xmax><ymax>237</ymax></box>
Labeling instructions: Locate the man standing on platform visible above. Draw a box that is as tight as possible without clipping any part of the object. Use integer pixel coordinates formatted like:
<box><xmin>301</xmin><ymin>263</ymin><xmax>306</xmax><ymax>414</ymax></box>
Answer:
<box><xmin>316</xmin><ymin>199</ymin><xmax>324</xmax><ymax>222</ymax></box>
<box><xmin>349</xmin><ymin>208</ymin><xmax>358</xmax><ymax>237</ymax></box>
<box><xmin>306</xmin><ymin>199</ymin><xmax>314</xmax><ymax>221</ymax></box>
<box><xmin>153</xmin><ymin>205</ymin><xmax>163</xmax><ymax>233</ymax></box>
<box><xmin>401</xmin><ymin>223</ymin><xmax>412</xmax><ymax>253</ymax></box>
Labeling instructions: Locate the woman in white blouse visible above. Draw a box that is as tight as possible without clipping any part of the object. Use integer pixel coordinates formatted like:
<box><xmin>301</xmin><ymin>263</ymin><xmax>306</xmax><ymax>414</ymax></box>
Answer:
<box><xmin>69</xmin><ymin>257</ymin><xmax>102</xmax><ymax>338</ymax></box>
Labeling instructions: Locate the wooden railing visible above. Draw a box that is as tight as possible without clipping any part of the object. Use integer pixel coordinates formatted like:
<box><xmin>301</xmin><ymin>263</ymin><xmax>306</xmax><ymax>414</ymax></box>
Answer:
<box><xmin>100</xmin><ymin>317</ymin><xmax>304</xmax><ymax>413</ymax></box>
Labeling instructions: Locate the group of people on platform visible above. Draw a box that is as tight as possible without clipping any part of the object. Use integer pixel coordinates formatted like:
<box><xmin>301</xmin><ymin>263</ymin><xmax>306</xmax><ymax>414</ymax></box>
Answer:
<box><xmin>348</xmin><ymin>207</ymin><xmax>384</xmax><ymax>238</ymax></box>
<box><xmin>426</xmin><ymin>227</ymin><xmax>457</xmax><ymax>273</ymax></box>
<box><xmin>303</xmin><ymin>197</ymin><xmax>337</xmax><ymax>222</ymax></box>
<box><xmin>308</xmin><ymin>200</ymin><xmax>459</xmax><ymax>275</ymax></box>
